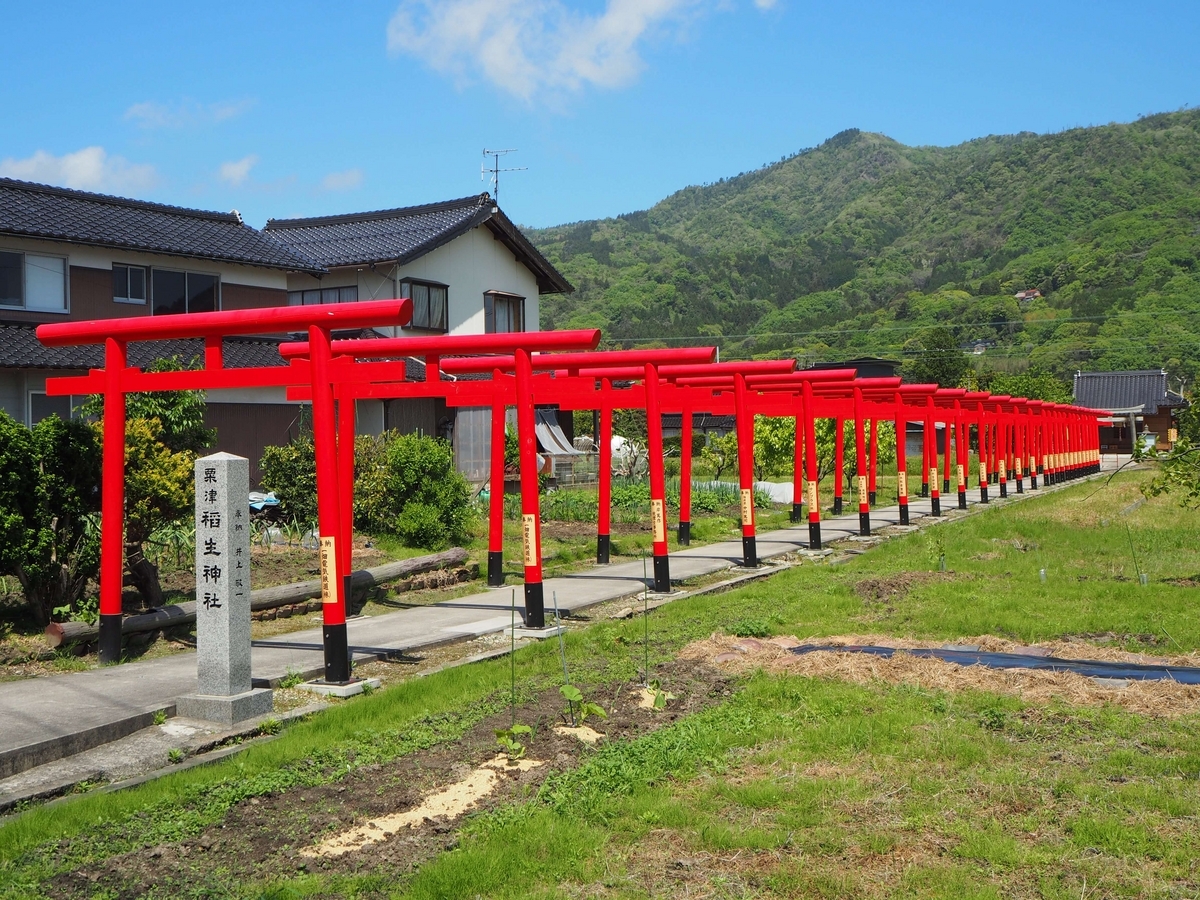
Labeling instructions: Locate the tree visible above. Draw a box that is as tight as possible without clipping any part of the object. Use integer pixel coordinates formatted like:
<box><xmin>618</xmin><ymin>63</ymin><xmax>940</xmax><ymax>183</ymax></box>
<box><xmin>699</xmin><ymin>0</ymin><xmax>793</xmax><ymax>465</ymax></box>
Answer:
<box><xmin>260</xmin><ymin>436</ymin><xmax>317</xmax><ymax>524</ymax></box>
<box><xmin>363</xmin><ymin>432</ymin><xmax>475</xmax><ymax>549</ymax></box>
<box><xmin>0</xmin><ymin>412</ymin><xmax>101</xmax><ymax>626</ymax></box>
<box><xmin>118</xmin><ymin>418</ymin><xmax>196</xmax><ymax>607</ymax></box>
<box><xmin>753</xmin><ymin>415</ymin><xmax>794</xmax><ymax>480</ymax></box>
<box><xmin>903</xmin><ymin>327</ymin><xmax>970</xmax><ymax>388</ymax></box>
<box><xmin>982</xmin><ymin>372</ymin><xmax>1072</xmax><ymax>403</ymax></box>
<box><xmin>813</xmin><ymin>418</ymin><xmax>897</xmax><ymax>483</ymax></box>
<box><xmin>1143</xmin><ymin>401</ymin><xmax>1200</xmax><ymax>506</ymax></box>
<box><xmin>82</xmin><ymin>357</ymin><xmax>215</xmax><ymax>608</ymax></box>
<box><xmin>699</xmin><ymin>432</ymin><xmax>738</xmax><ymax>481</ymax></box>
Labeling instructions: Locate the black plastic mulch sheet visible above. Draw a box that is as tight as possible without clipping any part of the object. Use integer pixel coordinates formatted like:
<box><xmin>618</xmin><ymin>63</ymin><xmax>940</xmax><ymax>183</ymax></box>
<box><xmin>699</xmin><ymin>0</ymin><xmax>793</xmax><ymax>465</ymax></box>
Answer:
<box><xmin>789</xmin><ymin>645</ymin><xmax>1200</xmax><ymax>684</ymax></box>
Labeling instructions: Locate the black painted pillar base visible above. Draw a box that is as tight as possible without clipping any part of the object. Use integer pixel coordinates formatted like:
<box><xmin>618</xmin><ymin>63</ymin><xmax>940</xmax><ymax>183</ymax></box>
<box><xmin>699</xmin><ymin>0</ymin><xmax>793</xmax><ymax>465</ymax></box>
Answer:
<box><xmin>524</xmin><ymin>581</ymin><xmax>545</xmax><ymax>629</ymax></box>
<box><xmin>596</xmin><ymin>534</ymin><xmax>610</xmax><ymax>564</ymax></box>
<box><xmin>487</xmin><ymin>551</ymin><xmax>504</xmax><ymax>586</ymax></box>
<box><xmin>859</xmin><ymin>512</ymin><xmax>871</xmax><ymax>536</ymax></box>
<box><xmin>808</xmin><ymin>521</ymin><xmax>822</xmax><ymax>549</ymax></box>
<box><xmin>931</xmin><ymin>496</ymin><xmax>941</xmax><ymax>517</ymax></box>
<box><xmin>868</xmin><ymin>491</ymin><xmax>876</xmax><ymax>505</ymax></box>
<box><xmin>678</xmin><ymin>521</ymin><xmax>691</xmax><ymax>545</ymax></box>
<box><xmin>323</xmin><ymin>622</ymin><xmax>351</xmax><ymax>684</ymax></box>
<box><xmin>1016</xmin><ymin>478</ymin><xmax>1024</xmax><ymax>494</ymax></box>
<box><xmin>920</xmin><ymin>484</ymin><xmax>929</xmax><ymax>498</ymax></box>
<box><xmin>98</xmin><ymin>614</ymin><xmax>123</xmax><ymax>665</ymax></box>
<box><xmin>742</xmin><ymin>535</ymin><xmax>758</xmax><ymax>568</ymax></box>
<box><xmin>832</xmin><ymin>497</ymin><xmax>843</xmax><ymax>516</ymax></box>
<box><xmin>958</xmin><ymin>491</ymin><xmax>967</xmax><ymax>510</ymax></box>
<box><xmin>981</xmin><ymin>486</ymin><xmax>990</xmax><ymax>503</ymax></box>
<box><xmin>1030</xmin><ymin>473</ymin><xmax>1038</xmax><ymax>490</ymax></box>
<box><xmin>652</xmin><ymin>554</ymin><xmax>671</xmax><ymax>592</ymax></box>
<box><xmin>899</xmin><ymin>503</ymin><xmax>909</xmax><ymax>525</ymax></box>
<box><xmin>790</xmin><ymin>502</ymin><xmax>803</xmax><ymax>523</ymax></box>
<box><xmin>942</xmin><ymin>479</ymin><xmax>950</xmax><ymax>496</ymax></box>
<box><xmin>999</xmin><ymin>482</ymin><xmax>1008</xmax><ymax>498</ymax></box>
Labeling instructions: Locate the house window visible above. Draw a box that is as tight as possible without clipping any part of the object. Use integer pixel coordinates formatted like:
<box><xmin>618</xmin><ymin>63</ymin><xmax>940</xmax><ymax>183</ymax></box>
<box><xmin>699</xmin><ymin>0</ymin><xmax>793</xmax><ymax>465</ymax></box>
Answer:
<box><xmin>112</xmin><ymin>264</ymin><xmax>148</xmax><ymax>304</ymax></box>
<box><xmin>287</xmin><ymin>285</ymin><xmax>358</xmax><ymax>306</ymax></box>
<box><xmin>484</xmin><ymin>291</ymin><xmax>524</xmax><ymax>333</ymax></box>
<box><xmin>0</xmin><ymin>249</ymin><xmax>68</xmax><ymax>312</ymax></box>
<box><xmin>399</xmin><ymin>279</ymin><xmax>448</xmax><ymax>331</ymax></box>
<box><xmin>152</xmin><ymin>270</ymin><xmax>219</xmax><ymax>315</ymax></box>
<box><xmin>28</xmin><ymin>392</ymin><xmax>76</xmax><ymax>425</ymax></box>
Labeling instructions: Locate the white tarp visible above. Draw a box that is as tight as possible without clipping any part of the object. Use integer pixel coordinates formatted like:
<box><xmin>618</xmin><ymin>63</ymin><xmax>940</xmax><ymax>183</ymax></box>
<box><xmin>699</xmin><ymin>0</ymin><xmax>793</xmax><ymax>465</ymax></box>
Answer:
<box><xmin>535</xmin><ymin>409</ymin><xmax>584</xmax><ymax>456</ymax></box>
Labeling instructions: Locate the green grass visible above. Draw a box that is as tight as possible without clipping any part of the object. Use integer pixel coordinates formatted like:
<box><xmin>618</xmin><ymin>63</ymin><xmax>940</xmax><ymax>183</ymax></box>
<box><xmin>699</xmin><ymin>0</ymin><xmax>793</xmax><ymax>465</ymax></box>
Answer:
<box><xmin>5</xmin><ymin>469</ymin><xmax>1200</xmax><ymax>899</ymax></box>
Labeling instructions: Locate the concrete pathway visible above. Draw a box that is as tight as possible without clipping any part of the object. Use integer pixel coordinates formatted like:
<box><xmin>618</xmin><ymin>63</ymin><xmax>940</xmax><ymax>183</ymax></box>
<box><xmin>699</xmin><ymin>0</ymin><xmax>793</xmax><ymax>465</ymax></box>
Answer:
<box><xmin>0</xmin><ymin>467</ymin><xmax>1119</xmax><ymax>783</ymax></box>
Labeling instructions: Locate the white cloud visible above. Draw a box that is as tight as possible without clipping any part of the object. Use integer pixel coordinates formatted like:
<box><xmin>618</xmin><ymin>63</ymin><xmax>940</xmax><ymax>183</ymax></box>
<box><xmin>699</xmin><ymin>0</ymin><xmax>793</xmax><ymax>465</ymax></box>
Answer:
<box><xmin>218</xmin><ymin>155</ymin><xmax>259</xmax><ymax>187</ymax></box>
<box><xmin>387</xmin><ymin>0</ymin><xmax>699</xmax><ymax>101</ymax></box>
<box><xmin>0</xmin><ymin>146</ymin><xmax>157</xmax><ymax>194</ymax></box>
<box><xmin>753</xmin><ymin>0</ymin><xmax>777</xmax><ymax>7</ymax></box>
<box><xmin>124</xmin><ymin>98</ymin><xmax>254</xmax><ymax>129</ymax></box>
<box><xmin>321</xmin><ymin>168</ymin><xmax>364</xmax><ymax>191</ymax></box>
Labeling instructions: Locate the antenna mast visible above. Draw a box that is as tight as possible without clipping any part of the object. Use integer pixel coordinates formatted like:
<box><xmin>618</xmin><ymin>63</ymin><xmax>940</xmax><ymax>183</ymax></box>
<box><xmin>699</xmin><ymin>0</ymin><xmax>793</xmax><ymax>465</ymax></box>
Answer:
<box><xmin>481</xmin><ymin>148</ymin><xmax>527</xmax><ymax>205</ymax></box>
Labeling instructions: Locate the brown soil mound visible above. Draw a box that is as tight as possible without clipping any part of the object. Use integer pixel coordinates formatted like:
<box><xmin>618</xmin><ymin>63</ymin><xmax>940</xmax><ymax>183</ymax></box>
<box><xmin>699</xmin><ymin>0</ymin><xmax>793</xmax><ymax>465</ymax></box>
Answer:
<box><xmin>680</xmin><ymin>633</ymin><xmax>1200</xmax><ymax>717</ymax></box>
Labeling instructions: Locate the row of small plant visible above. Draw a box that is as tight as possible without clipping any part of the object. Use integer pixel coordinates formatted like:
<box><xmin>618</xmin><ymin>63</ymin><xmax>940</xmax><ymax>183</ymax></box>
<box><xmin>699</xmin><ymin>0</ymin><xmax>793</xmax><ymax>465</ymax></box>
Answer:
<box><xmin>495</xmin><ymin>585</ymin><xmax>672</xmax><ymax>761</ymax></box>
<box><xmin>502</xmin><ymin>478</ymin><xmax>775</xmax><ymax>524</ymax></box>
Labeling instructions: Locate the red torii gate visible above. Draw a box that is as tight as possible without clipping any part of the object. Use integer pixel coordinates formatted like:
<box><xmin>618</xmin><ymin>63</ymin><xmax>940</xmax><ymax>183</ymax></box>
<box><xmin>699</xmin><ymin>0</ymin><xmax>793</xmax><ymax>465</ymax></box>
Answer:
<box><xmin>287</xmin><ymin>345</ymin><xmax>766</xmax><ymax>597</ymax></box>
<box><xmin>36</xmin><ymin>299</ymin><xmax>1106</xmax><ymax>674</ymax></box>
<box><xmin>274</xmin><ymin>330</ymin><xmax>624</xmax><ymax>629</ymax></box>
<box><xmin>36</xmin><ymin>300</ymin><xmax>413</xmax><ymax>674</ymax></box>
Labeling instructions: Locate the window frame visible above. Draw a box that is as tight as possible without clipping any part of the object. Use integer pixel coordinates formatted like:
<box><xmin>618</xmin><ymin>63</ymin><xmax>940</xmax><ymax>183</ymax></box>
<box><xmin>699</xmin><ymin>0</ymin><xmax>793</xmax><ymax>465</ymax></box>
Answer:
<box><xmin>112</xmin><ymin>263</ymin><xmax>149</xmax><ymax>305</ymax></box>
<box><xmin>398</xmin><ymin>278</ymin><xmax>449</xmax><ymax>333</ymax></box>
<box><xmin>150</xmin><ymin>267</ymin><xmax>222</xmax><ymax>316</ymax></box>
<box><xmin>288</xmin><ymin>285</ymin><xmax>358</xmax><ymax>306</ymax></box>
<box><xmin>27</xmin><ymin>391</ymin><xmax>80</xmax><ymax>427</ymax></box>
<box><xmin>484</xmin><ymin>290</ymin><xmax>525</xmax><ymax>334</ymax></box>
<box><xmin>0</xmin><ymin>247</ymin><xmax>70</xmax><ymax>315</ymax></box>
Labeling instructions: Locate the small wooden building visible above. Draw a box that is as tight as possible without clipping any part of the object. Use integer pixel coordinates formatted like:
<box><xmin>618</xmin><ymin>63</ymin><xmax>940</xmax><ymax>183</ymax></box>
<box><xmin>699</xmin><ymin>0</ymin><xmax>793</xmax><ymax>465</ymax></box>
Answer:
<box><xmin>1073</xmin><ymin>369</ymin><xmax>1187</xmax><ymax>452</ymax></box>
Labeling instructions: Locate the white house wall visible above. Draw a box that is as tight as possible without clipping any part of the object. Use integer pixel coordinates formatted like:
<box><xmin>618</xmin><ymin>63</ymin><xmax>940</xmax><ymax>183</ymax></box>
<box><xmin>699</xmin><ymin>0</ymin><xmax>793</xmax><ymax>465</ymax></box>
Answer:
<box><xmin>0</xmin><ymin>234</ymin><xmax>289</xmax><ymax>290</ymax></box>
<box><xmin>398</xmin><ymin>225</ymin><xmax>540</xmax><ymax>334</ymax></box>
<box><xmin>0</xmin><ymin>371</ymin><xmax>23</xmax><ymax>422</ymax></box>
<box><xmin>284</xmin><ymin>224</ymin><xmax>541</xmax><ymax>336</ymax></box>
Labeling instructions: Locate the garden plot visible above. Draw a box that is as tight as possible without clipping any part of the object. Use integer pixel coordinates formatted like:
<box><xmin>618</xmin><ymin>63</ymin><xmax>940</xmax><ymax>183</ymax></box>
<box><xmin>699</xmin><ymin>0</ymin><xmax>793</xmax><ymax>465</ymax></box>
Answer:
<box><xmin>36</xmin><ymin>659</ymin><xmax>731</xmax><ymax>899</ymax></box>
<box><xmin>683</xmin><ymin>632</ymin><xmax>1200</xmax><ymax>716</ymax></box>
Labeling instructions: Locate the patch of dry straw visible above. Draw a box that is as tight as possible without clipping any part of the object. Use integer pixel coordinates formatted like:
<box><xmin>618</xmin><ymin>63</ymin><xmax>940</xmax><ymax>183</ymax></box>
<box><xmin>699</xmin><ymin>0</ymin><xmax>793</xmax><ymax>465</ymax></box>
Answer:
<box><xmin>679</xmin><ymin>633</ymin><xmax>1200</xmax><ymax>717</ymax></box>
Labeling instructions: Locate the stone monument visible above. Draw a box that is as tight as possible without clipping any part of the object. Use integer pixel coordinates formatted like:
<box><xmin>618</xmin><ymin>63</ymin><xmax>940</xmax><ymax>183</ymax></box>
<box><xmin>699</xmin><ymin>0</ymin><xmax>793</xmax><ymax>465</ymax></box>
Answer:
<box><xmin>177</xmin><ymin>452</ymin><xmax>273</xmax><ymax>725</ymax></box>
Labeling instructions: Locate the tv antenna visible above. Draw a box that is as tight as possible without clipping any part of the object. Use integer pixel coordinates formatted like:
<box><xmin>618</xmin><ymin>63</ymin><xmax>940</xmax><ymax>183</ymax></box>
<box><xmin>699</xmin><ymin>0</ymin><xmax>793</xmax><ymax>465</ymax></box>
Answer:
<box><xmin>481</xmin><ymin>148</ymin><xmax>526</xmax><ymax>205</ymax></box>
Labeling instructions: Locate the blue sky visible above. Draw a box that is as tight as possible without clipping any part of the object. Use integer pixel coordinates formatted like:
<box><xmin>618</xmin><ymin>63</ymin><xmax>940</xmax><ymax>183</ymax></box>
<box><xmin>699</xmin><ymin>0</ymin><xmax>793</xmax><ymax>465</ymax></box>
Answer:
<box><xmin>2</xmin><ymin>1</ymin><xmax>1197</xmax><ymax>229</ymax></box>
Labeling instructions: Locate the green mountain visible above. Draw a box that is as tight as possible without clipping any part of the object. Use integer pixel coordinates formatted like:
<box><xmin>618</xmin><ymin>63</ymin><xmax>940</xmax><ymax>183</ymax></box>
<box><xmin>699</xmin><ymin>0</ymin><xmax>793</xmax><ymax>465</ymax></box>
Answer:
<box><xmin>530</xmin><ymin>109</ymin><xmax>1200</xmax><ymax>386</ymax></box>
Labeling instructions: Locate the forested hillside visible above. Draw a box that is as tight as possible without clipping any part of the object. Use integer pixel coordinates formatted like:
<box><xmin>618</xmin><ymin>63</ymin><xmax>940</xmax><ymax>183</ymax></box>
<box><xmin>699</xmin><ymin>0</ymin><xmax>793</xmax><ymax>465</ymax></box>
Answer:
<box><xmin>530</xmin><ymin>109</ymin><xmax>1200</xmax><ymax>387</ymax></box>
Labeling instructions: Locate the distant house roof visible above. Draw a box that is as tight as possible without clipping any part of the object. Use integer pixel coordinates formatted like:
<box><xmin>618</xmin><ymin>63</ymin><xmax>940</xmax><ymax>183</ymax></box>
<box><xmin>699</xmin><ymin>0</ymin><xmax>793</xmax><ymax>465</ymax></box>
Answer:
<box><xmin>263</xmin><ymin>193</ymin><xmax>573</xmax><ymax>295</ymax></box>
<box><xmin>661</xmin><ymin>413</ymin><xmax>736</xmax><ymax>432</ymax></box>
<box><xmin>1073</xmin><ymin>370</ymin><xmax>1187</xmax><ymax>415</ymax></box>
<box><xmin>809</xmin><ymin>357</ymin><xmax>902</xmax><ymax>379</ymax></box>
<box><xmin>0</xmin><ymin>322</ymin><xmax>295</xmax><ymax>371</ymax></box>
<box><xmin>0</xmin><ymin>178</ymin><xmax>323</xmax><ymax>273</ymax></box>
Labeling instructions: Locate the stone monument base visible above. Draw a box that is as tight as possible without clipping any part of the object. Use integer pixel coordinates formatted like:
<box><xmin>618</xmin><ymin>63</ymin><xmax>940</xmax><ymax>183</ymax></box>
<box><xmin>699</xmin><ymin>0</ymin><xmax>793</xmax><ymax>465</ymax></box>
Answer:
<box><xmin>177</xmin><ymin>688</ymin><xmax>274</xmax><ymax>726</ymax></box>
<box><xmin>297</xmin><ymin>677</ymin><xmax>382</xmax><ymax>699</ymax></box>
<box><xmin>509</xmin><ymin>624</ymin><xmax>567</xmax><ymax>641</ymax></box>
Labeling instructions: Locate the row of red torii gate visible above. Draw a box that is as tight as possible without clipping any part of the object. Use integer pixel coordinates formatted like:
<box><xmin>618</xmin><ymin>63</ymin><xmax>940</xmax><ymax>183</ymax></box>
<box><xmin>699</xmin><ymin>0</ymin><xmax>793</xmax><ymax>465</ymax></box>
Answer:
<box><xmin>36</xmin><ymin>300</ymin><xmax>1104</xmax><ymax>683</ymax></box>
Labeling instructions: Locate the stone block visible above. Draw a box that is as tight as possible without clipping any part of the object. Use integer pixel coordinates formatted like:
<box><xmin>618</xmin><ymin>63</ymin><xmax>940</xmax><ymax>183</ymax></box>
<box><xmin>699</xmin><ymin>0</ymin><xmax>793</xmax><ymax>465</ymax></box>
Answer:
<box><xmin>176</xmin><ymin>688</ymin><xmax>275</xmax><ymax>727</ymax></box>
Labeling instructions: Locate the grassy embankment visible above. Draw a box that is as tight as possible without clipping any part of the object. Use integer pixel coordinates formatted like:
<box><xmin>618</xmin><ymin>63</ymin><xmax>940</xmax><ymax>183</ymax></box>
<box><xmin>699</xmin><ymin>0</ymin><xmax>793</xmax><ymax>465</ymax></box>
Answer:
<box><xmin>4</xmin><ymin>469</ymin><xmax>1197</xmax><ymax>898</ymax></box>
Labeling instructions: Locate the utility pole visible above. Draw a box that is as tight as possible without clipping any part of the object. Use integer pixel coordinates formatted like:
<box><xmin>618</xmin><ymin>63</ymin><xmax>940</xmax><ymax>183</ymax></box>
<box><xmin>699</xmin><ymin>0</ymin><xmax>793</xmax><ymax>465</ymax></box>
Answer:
<box><xmin>481</xmin><ymin>148</ymin><xmax>526</xmax><ymax>205</ymax></box>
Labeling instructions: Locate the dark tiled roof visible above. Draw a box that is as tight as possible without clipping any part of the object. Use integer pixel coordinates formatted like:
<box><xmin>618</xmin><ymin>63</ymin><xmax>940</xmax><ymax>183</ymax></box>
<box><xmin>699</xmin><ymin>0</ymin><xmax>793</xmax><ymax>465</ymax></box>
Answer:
<box><xmin>0</xmin><ymin>323</ymin><xmax>288</xmax><ymax>371</ymax></box>
<box><xmin>661</xmin><ymin>412</ymin><xmax>736</xmax><ymax>430</ymax></box>
<box><xmin>264</xmin><ymin>193</ymin><xmax>573</xmax><ymax>295</ymax></box>
<box><xmin>810</xmin><ymin>357</ymin><xmax>902</xmax><ymax>378</ymax></box>
<box><xmin>1073</xmin><ymin>370</ymin><xmax>1186</xmax><ymax>414</ymax></box>
<box><xmin>0</xmin><ymin>178</ymin><xmax>323</xmax><ymax>273</ymax></box>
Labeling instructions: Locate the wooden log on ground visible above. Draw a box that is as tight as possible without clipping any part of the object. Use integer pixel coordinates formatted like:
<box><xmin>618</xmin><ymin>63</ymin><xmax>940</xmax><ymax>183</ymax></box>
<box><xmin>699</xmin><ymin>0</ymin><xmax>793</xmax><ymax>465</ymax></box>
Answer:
<box><xmin>44</xmin><ymin>547</ymin><xmax>470</xmax><ymax>649</ymax></box>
